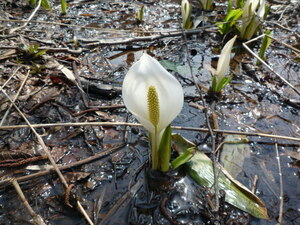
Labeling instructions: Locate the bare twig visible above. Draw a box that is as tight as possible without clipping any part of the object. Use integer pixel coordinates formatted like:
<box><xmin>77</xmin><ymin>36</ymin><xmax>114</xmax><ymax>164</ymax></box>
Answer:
<box><xmin>0</xmin><ymin>66</ymin><xmax>25</xmax><ymax>91</ymax></box>
<box><xmin>182</xmin><ymin>30</ymin><xmax>219</xmax><ymax>212</ymax></box>
<box><xmin>0</xmin><ymin>70</ymin><xmax>30</xmax><ymax>126</ymax></box>
<box><xmin>0</xmin><ymin>122</ymin><xmax>300</xmax><ymax>142</ymax></box>
<box><xmin>275</xmin><ymin>142</ymin><xmax>284</xmax><ymax>224</ymax></box>
<box><xmin>243</xmin><ymin>37</ymin><xmax>300</xmax><ymax>96</ymax></box>
<box><xmin>0</xmin><ymin>144</ymin><xmax>124</xmax><ymax>187</ymax></box>
<box><xmin>251</xmin><ymin>175</ymin><xmax>258</xmax><ymax>193</ymax></box>
<box><xmin>8</xmin><ymin>0</ymin><xmax>42</xmax><ymax>34</ymax></box>
<box><xmin>0</xmin><ymin>90</ymin><xmax>94</xmax><ymax>225</ymax></box>
<box><xmin>0</xmin><ymin>45</ymin><xmax>83</xmax><ymax>54</ymax></box>
<box><xmin>11</xmin><ymin>179</ymin><xmax>46</xmax><ymax>225</ymax></box>
<box><xmin>265</xmin><ymin>34</ymin><xmax>300</xmax><ymax>54</ymax></box>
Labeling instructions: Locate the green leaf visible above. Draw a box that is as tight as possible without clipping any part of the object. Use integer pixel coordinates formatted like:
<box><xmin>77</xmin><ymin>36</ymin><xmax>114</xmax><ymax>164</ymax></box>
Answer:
<box><xmin>186</xmin><ymin>151</ymin><xmax>269</xmax><ymax>219</ymax></box>
<box><xmin>172</xmin><ymin>133</ymin><xmax>269</xmax><ymax>219</ymax></box>
<box><xmin>172</xmin><ymin>133</ymin><xmax>195</xmax><ymax>154</ymax></box>
<box><xmin>29</xmin><ymin>0</ymin><xmax>37</xmax><ymax>7</ymax></box>
<box><xmin>136</xmin><ymin>5</ymin><xmax>144</xmax><ymax>22</ymax></box>
<box><xmin>41</xmin><ymin>0</ymin><xmax>51</xmax><ymax>10</ymax></box>
<box><xmin>257</xmin><ymin>30</ymin><xmax>271</xmax><ymax>65</ymax></box>
<box><xmin>158</xmin><ymin>125</ymin><xmax>172</xmax><ymax>172</ymax></box>
<box><xmin>171</xmin><ymin>147</ymin><xmax>195</xmax><ymax>169</ymax></box>
<box><xmin>33</xmin><ymin>49</ymin><xmax>47</xmax><ymax>58</ymax></box>
<box><xmin>215</xmin><ymin>76</ymin><xmax>231</xmax><ymax>92</ymax></box>
<box><xmin>220</xmin><ymin>135</ymin><xmax>250</xmax><ymax>178</ymax></box>
<box><xmin>217</xmin><ymin>9</ymin><xmax>243</xmax><ymax>35</ymax></box>
<box><xmin>61</xmin><ymin>0</ymin><xmax>67</xmax><ymax>15</ymax></box>
<box><xmin>211</xmin><ymin>75</ymin><xmax>217</xmax><ymax>92</ymax></box>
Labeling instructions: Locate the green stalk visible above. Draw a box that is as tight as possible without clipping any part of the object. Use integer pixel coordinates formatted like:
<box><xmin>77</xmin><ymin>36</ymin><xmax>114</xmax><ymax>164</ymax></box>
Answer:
<box><xmin>151</xmin><ymin>127</ymin><xmax>159</xmax><ymax>170</ymax></box>
<box><xmin>61</xmin><ymin>0</ymin><xmax>67</xmax><ymax>15</ymax></box>
<box><xmin>158</xmin><ymin>125</ymin><xmax>171</xmax><ymax>172</ymax></box>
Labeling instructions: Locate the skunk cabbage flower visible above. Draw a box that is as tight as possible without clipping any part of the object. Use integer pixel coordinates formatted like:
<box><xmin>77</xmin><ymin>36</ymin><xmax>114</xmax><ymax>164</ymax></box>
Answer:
<box><xmin>199</xmin><ymin>0</ymin><xmax>213</xmax><ymax>10</ymax></box>
<box><xmin>122</xmin><ymin>53</ymin><xmax>184</xmax><ymax>169</ymax></box>
<box><xmin>181</xmin><ymin>0</ymin><xmax>192</xmax><ymax>29</ymax></box>
<box><xmin>241</xmin><ymin>0</ymin><xmax>266</xmax><ymax>40</ymax></box>
<box><xmin>210</xmin><ymin>35</ymin><xmax>237</xmax><ymax>94</ymax></box>
<box><xmin>215</xmin><ymin>35</ymin><xmax>237</xmax><ymax>82</ymax></box>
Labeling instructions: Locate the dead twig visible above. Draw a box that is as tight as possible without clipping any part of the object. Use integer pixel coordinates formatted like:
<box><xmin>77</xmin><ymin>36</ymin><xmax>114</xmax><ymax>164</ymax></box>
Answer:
<box><xmin>11</xmin><ymin>178</ymin><xmax>46</xmax><ymax>225</ymax></box>
<box><xmin>0</xmin><ymin>90</ymin><xmax>94</xmax><ymax>225</ymax></box>
<box><xmin>0</xmin><ymin>66</ymin><xmax>25</xmax><ymax>91</ymax></box>
<box><xmin>0</xmin><ymin>144</ymin><xmax>124</xmax><ymax>187</ymax></box>
<box><xmin>243</xmin><ymin>36</ymin><xmax>300</xmax><ymax>96</ymax></box>
<box><xmin>0</xmin><ymin>45</ymin><xmax>83</xmax><ymax>54</ymax></box>
<box><xmin>0</xmin><ymin>155</ymin><xmax>47</xmax><ymax>167</ymax></box>
<box><xmin>0</xmin><ymin>70</ymin><xmax>30</xmax><ymax>126</ymax></box>
<box><xmin>182</xmin><ymin>30</ymin><xmax>219</xmax><ymax>212</ymax></box>
<box><xmin>8</xmin><ymin>0</ymin><xmax>42</xmax><ymax>34</ymax></box>
<box><xmin>0</xmin><ymin>122</ymin><xmax>300</xmax><ymax>142</ymax></box>
<box><xmin>275</xmin><ymin>141</ymin><xmax>284</xmax><ymax>224</ymax></box>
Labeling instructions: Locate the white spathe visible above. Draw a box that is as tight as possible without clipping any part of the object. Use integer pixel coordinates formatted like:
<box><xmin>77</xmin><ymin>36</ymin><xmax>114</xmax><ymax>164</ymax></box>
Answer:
<box><xmin>241</xmin><ymin>0</ymin><xmax>265</xmax><ymax>39</ymax></box>
<box><xmin>122</xmin><ymin>53</ymin><xmax>184</xmax><ymax>134</ymax></box>
<box><xmin>215</xmin><ymin>35</ymin><xmax>237</xmax><ymax>81</ymax></box>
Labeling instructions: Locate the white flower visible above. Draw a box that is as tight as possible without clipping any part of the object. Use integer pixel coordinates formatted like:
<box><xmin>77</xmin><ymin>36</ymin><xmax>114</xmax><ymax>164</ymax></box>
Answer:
<box><xmin>215</xmin><ymin>35</ymin><xmax>237</xmax><ymax>81</ymax></box>
<box><xmin>181</xmin><ymin>0</ymin><xmax>192</xmax><ymax>29</ymax></box>
<box><xmin>122</xmin><ymin>53</ymin><xmax>184</xmax><ymax>135</ymax></box>
<box><xmin>241</xmin><ymin>0</ymin><xmax>266</xmax><ymax>40</ymax></box>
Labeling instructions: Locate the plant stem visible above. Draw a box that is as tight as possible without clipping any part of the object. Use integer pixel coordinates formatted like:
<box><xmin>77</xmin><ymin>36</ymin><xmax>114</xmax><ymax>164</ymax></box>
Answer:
<box><xmin>151</xmin><ymin>127</ymin><xmax>159</xmax><ymax>170</ymax></box>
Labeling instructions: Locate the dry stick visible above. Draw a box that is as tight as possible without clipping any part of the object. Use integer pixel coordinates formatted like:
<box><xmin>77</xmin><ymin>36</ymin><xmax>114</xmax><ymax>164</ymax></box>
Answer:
<box><xmin>0</xmin><ymin>45</ymin><xmax>83</xmax><ymax>54</ymax></box>
<box><xmin>8</xmin><ymin>0</ymin><xmax>42</xmax><ymax>34</ymax></box>
<box><xmin>0</xmin><ymin>66</ymin><xmax>25</xmax><ymax>91</ymax></box>
<box><xmin>0</xmin><ymin>144</ymin><xmax>124</xmax><ymax>187</ymax></box>
<box><xmin>275</xmin><ymin>142</ymin><xmax>284</xmax><ymax>224</ymax></box>
<box><xmin>265</xmin><ymin>34</ymin><xmax>300</xmax><ymax>54</ymax></box>
<box><xmin>1</xmin><ymin>18</ymin><xmax>217</xmax><ymax>35</ymax></box>
<box><xmin>242</xmin><ymin>37</ymin><xmax>300</xmax><ymax>96</ymax></box>
<box><xmin>0</xmin><ymin>90</ymin><xmax>94</xmax><ymax>225</ymax></box>
<box><xmin>11</xmin><ymin>179</ymin><xmax>46</xmax><ymax>225</ymax></box>
<box><xmin>0</xmin><ymin>70</ymin><xmax>30</xmax><ymax>126</ymax></box>
<box><xmin>0</xmin><ymin>122</ymin><xmax>300</xmax><ymax>142</ymax></box>
<box><xmin>182</xmin><ymin>30</ymin><xmax>219</xmax><ymax>212</ymax></box>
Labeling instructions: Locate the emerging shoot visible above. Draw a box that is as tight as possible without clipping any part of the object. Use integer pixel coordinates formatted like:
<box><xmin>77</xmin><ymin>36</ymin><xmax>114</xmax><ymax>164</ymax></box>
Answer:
<box><xmin>181</xmin><ymin>0</ymin><xmax>193</xmax><ymax>29</ymax></box>
<box><xmin>210</xmin><ymin>35</ymin><xmax>237</xmax><ymax>94</ymax></box>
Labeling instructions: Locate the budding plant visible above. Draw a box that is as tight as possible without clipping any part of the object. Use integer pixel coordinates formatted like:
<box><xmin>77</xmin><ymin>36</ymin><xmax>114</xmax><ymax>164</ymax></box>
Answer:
<box><xmin>210</xmin><ymin>35</ymin><xmax>237</xmax><ymax>94</ymax></box>
<box><xmin>181</xmin><ymin>0</ymin><xmax>193</xmax><ymax>29</ymax></box>
<box><xmin>29</xmin><ymin>0</ymin><xmax>67</xmax><ymax>14</ymax></box>
<box><xmin>198</xmin><ymin>0</ymin><xmax>213</xmax><ymax>10</ymax></box>
<box><xmin>257</xmin><ymin>30</ymin><xmax>271</xmax><ymax>65</ymax></box>
<box><xmin>135</xmin><ymin>5</ymin><xmax>145</xmax><ymax>23</ymax></box>
<box><xmin>217</xmin><ymin>0</ymin><xmax>243</xmax><ymax>35</ymax></box>
<box><xmin>240</xmin><ymin>0</ymin><xmax>266</xmax><ymax>40</ymax></box>
<box><xmin>122</xmin><ymin>54</ymin><xmax>193</xmax><ymax>172</ymax></box>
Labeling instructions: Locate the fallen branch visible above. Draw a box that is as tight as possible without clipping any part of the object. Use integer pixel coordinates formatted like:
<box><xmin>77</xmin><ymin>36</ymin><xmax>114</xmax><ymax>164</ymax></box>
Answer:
<box><xmin>11</xmin><ymin>178</ymin><xmax>46</xmax><ymax>225</ymax></box>
<box><xmin>275</xmin><ymin>142</ymin><xmax>284</xmax><ymax>224</ymax></box>
<box><xmin>0</xmin><ymin>45</ymin><xmax>82</xmax><ymax>54</ymax></box>
<box><xmin>8</xmin><ymin>0</ymin><xmax>42</xmax><ymax>34</ymax></box>
<box><xmin>0</xmin><ymin>145</ymin><xmax>124</xmax><ymax>187</ymax></box>
<box><xmin>0</xmin><ymin>90</ymin><xmax>94</xmax><ymax>225</ymax></box>
<box><xmin>243</xmin><ymin>35</ymin><xmax>300</xmax><ymax>96</ymax></box>
<box><xmin>0</xmin><ymin>122</ymin><xmax>299</xmax><ymax>142</ymax></box>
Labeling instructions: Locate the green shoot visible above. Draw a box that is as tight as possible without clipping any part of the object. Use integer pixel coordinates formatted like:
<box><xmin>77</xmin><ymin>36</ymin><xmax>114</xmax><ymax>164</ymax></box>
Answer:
<box><xmin>257</xmin><ymin>30</ymin><xmax>271</xmax><ymax>65</ymax></box>
<box><xmin>181</xmin><ymin>0</ymin><xmax>193</xmax><ymax>29</ymax></box>
<box><xmin>198</xmin><ymin>0</ymin><xmax>213</xmax><ymax>10</ymax></box>
<box><xmin>136</xmin><ymin>5</ymin><xmax>144</xmax><ymax>22</ymax></box>
<box><xmin>209</xmin><ymin>35</ymin><xmax>237</xmax><ymax>94</ymax></box>
<box><xmin>61</xmin><ymin>0</ymin><xmax>67</xmax><ymax>15</ymax></box>
<box><xmin>158</xmin><ymin>125</ymin><xmax>172</xmax><ymax>172</ymax></box>
<box><xmin>41</xmin><ymin>0</ymin><xmax>51</xmax><ymax>10</ymax></box>
<box><xmin>217</xmin><ymin>8</ymin><xmax>243</xmax><ymax>35</ymax></box>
